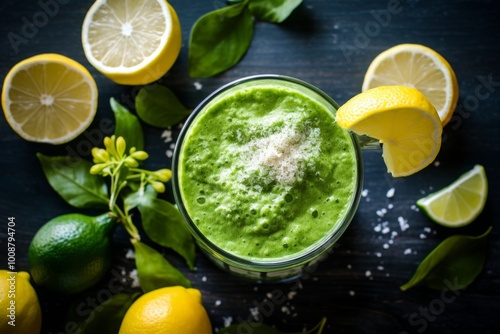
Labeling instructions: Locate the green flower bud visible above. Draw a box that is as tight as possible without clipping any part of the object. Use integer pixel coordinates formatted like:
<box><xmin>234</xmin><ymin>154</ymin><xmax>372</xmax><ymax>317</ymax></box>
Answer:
<box><xmin>129</xmin><ymin>147</ymin><xmax>137</xmax><ymax>154</ymax></box>
<box><xmin>130</xmin><ymin>151</ymin><xmax>149</xmax><ymax>161</ymax></box>
<box><xmin>151</xmin><ymin>181</ymin><xmax>166</xmax><ymax>193</ymax></box>
<box><xmin>116</xmin><ymin>136</ymin><xmax>126</xmax><ymax>158</ymax></box>
<box><xmin>124</xmin><ymin>157</ymin><xmax>139</xmax><ymax>168</ymax></box>
<box><xmin>90</xmin><ymin>163</ymin><xmax>107</xmax><ymax>174</ymax></box>
<box><xmin>154</xmin><ymin>169</ymin><xmax>172</xmax><ymax>182</ymax></box>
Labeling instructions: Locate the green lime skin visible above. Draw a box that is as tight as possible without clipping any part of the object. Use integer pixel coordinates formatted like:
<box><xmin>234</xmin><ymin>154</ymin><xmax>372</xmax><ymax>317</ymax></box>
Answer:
<box><xmin>29</xmin><ymin>213</ymin><xmax>117</xmax><ymax>294</ymax></box>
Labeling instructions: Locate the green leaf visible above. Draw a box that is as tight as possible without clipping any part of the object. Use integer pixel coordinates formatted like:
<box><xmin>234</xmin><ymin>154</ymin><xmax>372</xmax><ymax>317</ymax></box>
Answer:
<box><xmin>123</xmin><ymin>185</ymin><xmax>157</xmax><ymax>213</ymax></box>
<box><xmin>76</xmin><ymin>293</ymin><xmax>140</xmax><ymax>334</ymax></box>
<box><xmin>188</xmin><ymin>2</ymin><xmax>254</xmax><ymax>78</ymax></box>
<box><xmin>135</xmin><ymin>85</ymin><xmax>191</xmax><ymax>128</ymax></box>
<box><xmin>400</xmin><ymin>227</ymin><xmax>493</xmax><ymax>291</ymax></box>
<box><xmin>138</xmin><ymin>197</ymin><xmax>196</xmax><ymax>270</ymax></box>
<box><xmin>132</xmin><ymin>239</ymin><xmax>191</xmax><ymax>292</ymax></box>
<box><xmin>219</xmin><ymin>317</ymin><xmax>327</xmax><ymax>334</ymax></box>
<box><xmin>37</xmin><ymin>153</ymin><xmax>109</xmax><ymax>209</ymax></box>
<box><xmin>249</xmin><ymin>0</ymin><xmax>303</xmax><ymax>23</ymax></box>
<box><xmin>110</xmin><ymin>98</ymin><xmax>144</xmax><ymax>151</ymax></box>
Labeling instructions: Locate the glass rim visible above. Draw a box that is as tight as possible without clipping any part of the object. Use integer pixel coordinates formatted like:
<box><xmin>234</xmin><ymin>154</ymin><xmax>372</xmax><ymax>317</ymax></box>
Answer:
<box><xmin>172</xmin><ymin>74</ymin><xmax>364</xmax><ymax>271</ymax></box>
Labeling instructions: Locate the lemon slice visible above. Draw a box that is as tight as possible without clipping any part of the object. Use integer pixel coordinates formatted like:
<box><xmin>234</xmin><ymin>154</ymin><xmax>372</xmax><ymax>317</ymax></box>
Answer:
<box><xmin>362</xmin><ymin>44</ymin><xmax>459</xmax><ymax>126</ymax></box>
<box><xmin>82</xmin><ymin>0</ymin><xmax>182</xmax><ymax>85</ymax></box>
<box><xmin>417</xmin><ymin>165</ymin><xmax>488</xmax><ymax>228</ymax></box>
<box><xmin>1</xmin><ymin>53</ymin><xmax>98</xmax><ymax>145</ymax></box>
<box><xmin>336</xmin><ymin>85</ymin><xmax>442</xmax><ymax>177</ymax></box>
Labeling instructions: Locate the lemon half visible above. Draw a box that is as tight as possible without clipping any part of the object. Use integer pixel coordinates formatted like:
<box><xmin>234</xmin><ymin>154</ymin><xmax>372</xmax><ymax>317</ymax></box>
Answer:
<box><xmin>82</xmin><ymin>0</ymin><xmax>182</xmax><ymax>85</ymax></box>
<box><xmin>362</xmin><ymin>44</ymin><xmax>459</xmax><ymax>126</ymax></box>
<box><xmin>2</xmin><ymin>53</ymin><xmax>98</xmax><ymax>144</ymax></box>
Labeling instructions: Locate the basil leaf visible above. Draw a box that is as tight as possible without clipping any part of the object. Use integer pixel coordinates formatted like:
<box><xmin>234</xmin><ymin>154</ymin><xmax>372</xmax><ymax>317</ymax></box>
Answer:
<box><xmin>400</xmin><ymin>227</ymin><xmax>493</xmax><ymax>291</ymax></box>
<box><xmin>135</xmin><ymin>85</ymin><xmax>191</xmax><ymax>128</ymax></box>
<box><xmin>77</xmin><ymin>293</ymin><xmax>140</xmax><ymax>334</ymax></box>
<box><xmin>138</xmin><ymin>197</ymin><xmax>196</xmax><ymax>270</ymax></box>
<box><xmin>133</xmin><ymin>239</ymin><xmax>191</xmax><ymax>292</ymax></box>
<box><xmin>189</xmin><ymin>2</ymin><xmax>254</xmax><ymax>78</ymax></box>
<box><xmin>219</xmin><ymin>317</ymin><xmax>327</xmax><ymax>334</ymax></box>
<box><xmin>248</xmin><ymin>0</ymin><xmax>303</xmax><ymax>23</ymax></box>
<box><xmin>123</xmin><ymin>185</ymin><xmax>157</xmax><ymax>213</ymax></box>
<box><xmin>37</xmin><ymin>153</ymin><xmax>109</xmax><ymax>209</ymax></box>
<box><xmin>110</xmin><ymin>98</ymin><xmax>144</xmax><ymax>151</ymax></box>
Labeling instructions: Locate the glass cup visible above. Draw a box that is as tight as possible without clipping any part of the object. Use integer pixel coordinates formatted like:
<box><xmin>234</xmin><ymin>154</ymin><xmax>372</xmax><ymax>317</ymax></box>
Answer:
<box><xmin>172</xmin><ymin>74</ymin><xmax>364</xmax><ymax>282</ymax></box>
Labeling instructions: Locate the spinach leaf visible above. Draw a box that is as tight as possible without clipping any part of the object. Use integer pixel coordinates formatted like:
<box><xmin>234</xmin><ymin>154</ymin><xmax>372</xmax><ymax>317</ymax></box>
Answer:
<box><xmin>76</xmin><ymin>293</ymin><xmax>140</xmax><ymax>334</ymax></box>
<box><xmin>219</xmin><ymin>317</ymin><xmax>327</xmax><ymax>334</ymax></box>
<box><xmin>37</xmin><ymin>153</ymin><xmax>109</xmax><ymax>209</ymax></box>
<box><xmin>110</xmin><ymin>98</ymin><xmax>144</xmax><ymax>151</ymax></box>
<box><xmin>133</xmin><ymin>239</ymin><xmax>191</xmax><ymax>292</ymax></box>
<box><xmin>135</xmin><ymin>85</ymin><xmax>191</xmax><ymax>128</ymax></box>
<box><xmin>188</xmin><ymin>1</ymin><xmax>254</xmax><ymax>78</ymax></box>
<box><xmin>248</xmin><ymin>0</ymin><xmax>303</xmax><ymax>23</ymax></box>
<box><xmin>400</xmin><ymin>227</ymin><xmax>492</xmax><ymax>291</ymax></box>
<box><xmin>138</xmin><ymin>197</ymin><xmax>196</xmax><ymax>270</ymax></box>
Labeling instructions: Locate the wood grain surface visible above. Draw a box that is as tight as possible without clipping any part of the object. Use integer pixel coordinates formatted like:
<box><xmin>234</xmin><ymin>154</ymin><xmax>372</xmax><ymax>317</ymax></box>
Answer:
<box><xmin>0</xmin><ymin>0</ymin><xmax>499</xmax><ymax>333</ymax></box>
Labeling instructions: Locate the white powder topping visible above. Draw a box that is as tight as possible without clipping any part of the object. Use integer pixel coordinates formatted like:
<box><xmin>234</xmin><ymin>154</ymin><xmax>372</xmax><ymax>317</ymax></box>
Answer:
<box><xmin>386</xmin><ymin>188</ymin><xmax>395</xmax><ymax>198</ymax></box>
<box><xmin>244</xmin><ymin>126</ymin><xmax>320</xmax><ymax>185</ymax></box>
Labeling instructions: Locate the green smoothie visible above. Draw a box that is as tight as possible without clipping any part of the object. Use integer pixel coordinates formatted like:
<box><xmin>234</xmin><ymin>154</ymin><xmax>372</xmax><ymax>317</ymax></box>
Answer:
<box><xmin>177</xmin><ymin>79</ymin><xmax>359</xmax><ymax>262</ymax></box>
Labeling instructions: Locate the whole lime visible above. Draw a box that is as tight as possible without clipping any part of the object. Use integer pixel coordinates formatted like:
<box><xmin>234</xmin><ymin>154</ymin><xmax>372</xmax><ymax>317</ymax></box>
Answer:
<box><xmin>29</xmin><ymin>213</ymin><xmax>117</xmax><ymax>294</ymax></box>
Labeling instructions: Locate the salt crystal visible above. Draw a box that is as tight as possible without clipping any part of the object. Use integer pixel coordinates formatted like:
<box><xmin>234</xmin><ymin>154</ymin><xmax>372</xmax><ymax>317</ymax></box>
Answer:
<box><xmin>362</xmin><ymin>189</ymin><xmax>369</xmax><ymax>197</ymax></box>
<box><xmin>125</xmin><ymin>249</ymin><xmax>135</xmax><ymax>259</ymax></box>
<box><xmin>383</xmin><ymin>243</ymin><xmax>389</xmax><ymax>249</ymax></box>
<box><xmin>420</xmin><ymin>233</ymin><xmax>427</xmax><ymax>239</ymax></box>
<box><xmin>170</xmin><ymin>142</ymin><xmax>176</xmax><ymax>149</ymax></box>
<box><xmin>374</xmin><ymin>224</ymin><xmax>382</xmax><ymax>232</ymax></box>
<box><xmin>404</xmin><ymin>248</ymin><xmax>412</xmax><ymax>255</ymax></box>
<box><xmin>388</xmin><ymin>239</ymin><xmax>394</xmax><ymax>244</ymax></box>
<box><xmin>374</xmin><ymin>252</ymin><xmax>382</xmax><ymax>258</ymax></box>
<box><xmin>166</xmin><ymin>150</ymin><xmax>173</xmax><ymax>158</ymax></box>
<box><xmin>382</xmin><ymin>227</ymin><xmax>390</xmax><ymax>234</ymax></box>
<box><xmin>386</xmin><ymin>188</ymin><xmax>395</xmax><ymax>198</ymax></box>
<box><xmin>161</xmin><ymin>129</ymin><xmax>173</xmax><ymax>143</ymax></box>
<box><xmin>365</xmin><ymin>270</ymin><xmax>372</xmax><ymax>277</ymax></box>
<box><xmin>424</xmin><ymin>227</ymin><xmax>431</xmax><ymax>233</ymax></box>
<box><xmin>281</xmin><ymin>306</ymin><xmax>291</xmax><ymax>314</ymax></box>
<box><xmin>349</xmin><ymin>290</ymin><xmax>355</xmax><ymax>296</ymax></box>
<box><xmin>347</xmin><ymin>264</ymin><xmax>352</xmax><ymax>269</ymax></box>
<box><xmin>250</xmin><ymin>307</ymin><xmax>260</xmax><ymax>320</ymax></box>
<box><xmin>376</xmin><ymin>208</ymin><xmax>387</xmax><ymax>217</ymax></box>
<box><xmin>129</xmin><ymin>269</ymin><xmax>140</xmax><ymax>288</ymax></box>
<box><xmin>215</xmin><ymin>300</ymin><xmax>222</xmax><ymax>307</ymax></box>
<box><xmin>194</xmin><ymin>82</ymin><xmax>203</xmax><ymax>90</ymax></box>
<box><xmin>223</xmin><ymin>316</ymin><xmax>233</xmax><ymax>327</ymax></box>
<box><xmin>391</xmin><ymin>231</ymin><xmax>398</xmax><ymax>239</ymax></box>
<box><xmin>266</xmin><ymin>293</ymin><xmax>273</xmax><ymax>299</ymax></box>
<box><xmin>287</xmin><ymin>291</ymin><xmax>297</xmax><ymax>300</ymax></box>
<box><xmin>398</xmin><ymin>217</ymin><xmax>409</xmax><ymax>232</ymax></box>
<box><xmin>434</xmin><ymin>160</ymin><xmax>441</xmax><ymax>167</ymax></box>
<box><xmin>377</xmin><ymin>266</ymin><xmax>384</xmax><ymax>271</ymax></box>
<box><xmin>388</xmin><ymin>203</ymin><xmax>394</xmax><ymax>209</ymax></box>
<box><xmin>202</xmin><ymin>276</ymin><xmax>207</xmax><ymax>282</ymax></box>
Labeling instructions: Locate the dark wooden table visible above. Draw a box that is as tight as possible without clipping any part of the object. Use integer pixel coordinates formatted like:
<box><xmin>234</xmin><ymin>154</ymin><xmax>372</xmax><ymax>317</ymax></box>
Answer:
<box><xmin>1</xmin><ymin>0</ymin><xmax>499</xmax><ymax>333</ymax></box>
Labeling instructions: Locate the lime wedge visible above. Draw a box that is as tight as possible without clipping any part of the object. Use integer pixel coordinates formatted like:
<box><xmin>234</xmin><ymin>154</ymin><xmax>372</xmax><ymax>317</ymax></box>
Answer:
<box><xmin>417</xmin><ymin>165</ymin><xmax>488</xmax><ymax>227</ymax></box>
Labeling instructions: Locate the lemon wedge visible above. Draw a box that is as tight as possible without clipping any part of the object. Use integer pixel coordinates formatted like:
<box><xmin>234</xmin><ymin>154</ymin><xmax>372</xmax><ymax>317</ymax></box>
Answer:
<box><xmin>417</xmin><ymin>165</ymin><xmax>488</xmax><ymax>227</ymax></box>
<box><xmin>336</xmin><ymin>85</ymin><xmax>442</xmax><ymax>177</ymax></box>
<box><xmin>362</xmin><ymin>44</ymin><xmax>459</xmax><ymax>126</ymax></box>
<box><xmin>82</xmin><ymin>0</ymin><xmax>182</xmax><ymax>85</ymax></box>
<box><xmin>1</xmin><ymin>53</ymin><xmax>98</xmax><ymax>144</ymax></box>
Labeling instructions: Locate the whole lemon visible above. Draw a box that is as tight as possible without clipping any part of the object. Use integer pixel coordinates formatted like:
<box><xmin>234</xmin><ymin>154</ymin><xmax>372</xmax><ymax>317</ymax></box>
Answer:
<box><xmin>119</xmin><ymin>286</ymin><xmax>212</xmax><ymax>334</ymax></box>
<box><xmin>0</xmin><ymin>270</ymin><xmax>42</xmax><ymax>334</ymax></box>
